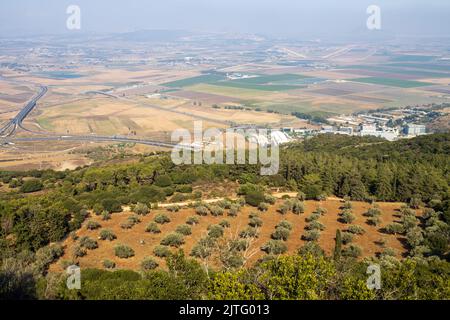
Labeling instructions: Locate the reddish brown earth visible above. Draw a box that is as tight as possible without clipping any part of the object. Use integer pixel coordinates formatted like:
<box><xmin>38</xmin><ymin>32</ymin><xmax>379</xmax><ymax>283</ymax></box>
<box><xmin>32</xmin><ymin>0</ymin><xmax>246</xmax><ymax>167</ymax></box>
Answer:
<box><xmin>50</xmin><ymin>199</ymin><xmax>410</xmax><ymax>272</ymax></box>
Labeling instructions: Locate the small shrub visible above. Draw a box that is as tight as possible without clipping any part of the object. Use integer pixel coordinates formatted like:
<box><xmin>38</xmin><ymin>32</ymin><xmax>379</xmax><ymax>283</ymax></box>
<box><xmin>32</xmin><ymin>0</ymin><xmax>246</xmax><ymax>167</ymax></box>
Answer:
<box><xmin>406</xmin><ymin>227</ymin><xmax>424</xmax><ymax>248</ymax></box>
<box><xmin>70</xmin><ymin>232</ymin><xmax>78</xmax><ymax>241</ymax></box>
<box><xmin>264</xmin><ymin>194</ymin><xmax>277</xmax><ymax>205</ymax></box>
<box><xmin>99</xmin><ymin>229</ymin><xmax>116</xmax><ymax>241</ymax></box>
<box><xmin>73</xmin><ymin>246</ymin><xmax>86</xmax><ymax>258</ymax></box>
<box><xmin>167</xmin><ymin>205</ymin><xmax>180</xmax><ymax>213</ymax></box>
<box><xmin>120</xmin><ymin>220</ymin><xmax>135</xmax><ymax>230</ymax></box>
<box><xmin>315</xmin><ymin>207</ymin><xmax>328</xmax><ymax>215</ymax></box>
<box><xmin>249</xmin><ymin>216</ymin><xmax>263</xmax><ymax>228</ymax></box>
<box><xmin>278</xmin><ymin>201</ymin><xmax>292</xmax><ymax>215</ymax></box>
<box><xmin>384</xmin><ymin>223</ymin><xmax>404</xmax><ymax>235</ymax></box>
<box><xmin>160</xmin><ymin>233</ymin><xmax>185</xmax><ymax>247</ymax></box>
<box><xmin>340</xmin><ymin>210</ymin><xmax>355</xmax><ymax>224</ymax></box>
<box><xmin>153</xmin><ymin>245</ymin><xmax>171</xmax><ymax>258</ymax></box>
<box><xmin>316</xmin><ymin>193</ymin><xmax>327</xmax><ymax>201</ymax></box>
<box><xmin>228</xmin><ymin>205</ymin><xmax>240</xmax><ymax>217</ymax></box>
<box><xmin>342</xmin><ymin>201</ymin><xmax>352</xmax><ymax>210</ymax></box>
<box><xmin>145</xmin><ymin>222</ymin><xmax>161</xmax><ymax>234</ymax></box>
<box><xmin>35</xmin><ymin>244</ymin><xmax>64</xmax><ymax>270</ymax></box>
<box><xmin>401</xmin><ymin>207</ymin><xmax>416</xmax><ymax>217</ymax></box>
<box><xmin>305</xmin><ymin>221</ymin><xmax>325</xmax><ymax>231</ymax></box>
<box><xmin>191</xmin><ymin>237</ymin><xmax>216</xmax><ymax>259</ymax></box>
<box><xmin>219</xmin><ymin>220</ymin><xmax>230</xmax><ymax>228</ymax></box>
<box><xmin>103</xmin><ymin>259</ymin><xmax>116</xmax><ymax>269</ymax></box>
<box><xmin>176</xmin><ymin>224</ymin><xmax>192</xmax><ymax>236</ymax></box>
<box><xmin>305</xmin><ymin>213</ymin><xmax>320</xmax><ymax>222</ymax></box>
<box><xmin>86</xmin><ymin>220</ymin><xmax>101</xmax><ymax>230</ymax></box>
<box><xmin>367</xmin><ymin>217</ymin><xmax>381</xmax><ymax>226</ymax></box>
<box><xmin>258</xmin><ymin>202</ymin><xmax>269</xmax><ymax>212</ymax></box>
<box><xmin>347</xmin><ymin>225</ymin><xmax>365</xmax><ymax>235</ymax></box>
<box><xmin>409</xmin><ymin>197</ymin><xmax>422</xmax><ymax>209</ymax></box>
<box><xmin>176</xmin><ymin>184</ymin><xmax>193</xmax><ymax>193</ymax></box>
<box><xmin>292</xmin><ymin>200</ymin><xmax>305</xmax><ymax>215</ymax></box>
<box><xmin>401</xmin><ymin>215</ymin><xmax>418</xmax><ymax>231</ymax></box>
<box><xmin>60</xmin><ymin>260</ymin><xmax>75</xmax><ymax>270</ymax></box>
<box><xmin>271</xmin><ymin>227</ymin><xmax>291</xmax><ymax>241</ymax></box>
<box><xmin>171</xmin><ymin>193</ymin><xmax>187</xmax><ymax>203</ymax></box>
<box><xmin>341</xmin><ymin>232</ymin><xmax>354</xmax><ymax>245</ymax></box>
<box><xmin>114</xmin><ymin>245</ymin><xmax>135</xmax><ymax>258</ymax></box>
<box><xmin>93</xmin><ymin>203</ymin><xmax>103</xmax><ymax>215</ymax></box>
<box><xmin>297</xmin><ymin>192</ymin><xmax>306</xmax><ymax>201</ymax></box>
<box><xmin>245</xmin><ymin>190</ymin><xmax>265</xmax><ymax>207</ymax></box>
<box><xmin>302</xmin><ymin>230</ymin><xmax>320</xmax><ymax>241</ymax></box>
<box><xmin>20</xmin><ymin>179</ymin><xmax>43</xmax><ymax>193</ymax></box>
<box><xmin>230</xmin><ymin>239</ymin><xmax>249</xmax><ymax>252</ymax></box>
<box><xmin>79</xmin><ymin>236</ymin><xmax>98</xmax><ymax>250</ymax></box>
<box><xmin>298</xmin><ymin>242</ymin><xmax>324</xmax><ymax>256</ymax></box>
<box><xmin>127</xmin><ymin>214</ymin><xmax>141</xmax><ymax>224</ymax></box>
<box><xmin>217</xmin><ymin>199</ymin><xmax>232</xmax><ymax>209</ymax></box>
<box><xmin>208</xmin><ymin>225</ymin><xmax>224</xmax><ymax>238</ymax></box>
<box><xmin>195</xmin><ymin>206</ymin><xmax>209</xmax><ymax>216</ymax></box>
<box><xmin>239</xmin><ymin>227</ymin><xmax>259</xmax><ymax>239</ymax></box>
<box><xmin>209</xmin><ymin>205</ymin><xmax>224</xmax><ymax>217</ymax></box>
<box><xmin>101</xmin><ymin>211</ymin><xmax>111</xmax><ymax>221</ymax></box>
<box><xmin>276</xmin><ymin>220</ymin><xmax>292</xmax><ymax>230</ymax></box>
<box><xmin>186</xmin><ymin>216</ymin><xmax>200</xmax><ymax>225</ymax></box>
<box><xmin>101</xmin><ymin>198</ymin><xmax>122</xmax><ymax>213</ymax></box>
<box><xmin>261</xmin><ymin>240</ymin><xmax>287</xmax><ymax>254</ymax></box>
<box><xmin>375</xmin><ymin>238</ymin><xmax>387</xmax><ymax>247</ymax></box>
<box><xmin>141</xmin><ymin>257</ymin><xmax>159</xmax><ymax>271</ymax></box>
<box><xmin>365</xmin><ymin>207</ymin><xmax>381</xmax><ymax>217</ymax></box>
<box><xmin>134</xmin><ymin>203</ymin><xmax>150</xmax><ymax>215</ymax></box>
<box><xmin>342</xmin><ymin>244</ymin><xmax>362</xmax><ymax>258</ymax></box>
<box><xmin>381</xmin><ymin>248</ymin><xmax>396</xmax><ymax>257</ymax></box>
<box><xmin>154</xmin><ymin>214</ymin><xmax>171</xmax><ymax>224</ymax></box>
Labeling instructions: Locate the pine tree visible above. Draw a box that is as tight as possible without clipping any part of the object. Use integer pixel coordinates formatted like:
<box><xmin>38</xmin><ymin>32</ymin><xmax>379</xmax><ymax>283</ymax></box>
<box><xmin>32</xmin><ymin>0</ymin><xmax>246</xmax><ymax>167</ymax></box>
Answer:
<box><xmin>334</xmin><ymin>229</ymin><xmax>342</xmax><ymax>261</ymax></box>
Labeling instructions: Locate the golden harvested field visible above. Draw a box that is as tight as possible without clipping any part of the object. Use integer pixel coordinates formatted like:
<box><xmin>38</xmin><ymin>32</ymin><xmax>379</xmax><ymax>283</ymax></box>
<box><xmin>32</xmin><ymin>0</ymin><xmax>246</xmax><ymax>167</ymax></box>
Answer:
<box><xmin>50</xmin><ymin>199</ymin><xmax>411</xmax><ymax>272</ymax></box>
<box><xmin>28</xmin><ymin>95</ymin><xmax>298</xmax><ymax>136</ymax></box>
<box><xmin>31</xmin><ymin>98</ymin><xmax>194</xmax><ymax>135</ymax></box>
<box><xmin>186</xmin><ymin>83</ymin><xmax>289</xmax><ymax>100</ymax></box>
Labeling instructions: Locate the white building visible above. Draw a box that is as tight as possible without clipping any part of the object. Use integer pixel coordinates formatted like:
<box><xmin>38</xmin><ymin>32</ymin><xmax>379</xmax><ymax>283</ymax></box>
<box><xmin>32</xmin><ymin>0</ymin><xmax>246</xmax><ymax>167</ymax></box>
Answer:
<box><xmin>404</xmin><ymin>124</ymin><xmax>427</xmax><ymax>136</ymax></box>
<box><xmin>248</xmin><ymin>130</ymin><xmax>291</xmax><ymax>146</ymax></box>
<box><xmin>337</xmin><ymin>127</ymin><xmax>353</xmax><ymax>135</ymax></box>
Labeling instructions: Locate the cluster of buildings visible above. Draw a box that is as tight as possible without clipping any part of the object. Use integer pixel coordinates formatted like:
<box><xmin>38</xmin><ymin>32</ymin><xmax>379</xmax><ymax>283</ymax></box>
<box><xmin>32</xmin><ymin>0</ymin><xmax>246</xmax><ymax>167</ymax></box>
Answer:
<box><xmin>285</xmin><ymin>107</ymin><xmax>435</xmax><ymax>141</ymax></box>
<box><xmin>282</xmin><ymin>122</ymin><xmax>427</xmax><ymax>142</ymax></box>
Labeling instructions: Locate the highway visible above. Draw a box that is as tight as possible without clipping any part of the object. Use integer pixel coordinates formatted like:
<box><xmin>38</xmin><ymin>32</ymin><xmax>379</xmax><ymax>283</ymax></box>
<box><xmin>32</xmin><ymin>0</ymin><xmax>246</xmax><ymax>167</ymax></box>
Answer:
<box><xmin>7</xmin><ymin>135</ymin><xmax>193</xmax><ymax>150</ymax></box>
<box><xmin>0</xmin><ymin>86</ymin><xmax>48</xmax><ymax>137</ymax></box>
<box><xmin>0</xmin><ymin>86</ymin><xmax>193</xmax><ymax>150</ymax></box>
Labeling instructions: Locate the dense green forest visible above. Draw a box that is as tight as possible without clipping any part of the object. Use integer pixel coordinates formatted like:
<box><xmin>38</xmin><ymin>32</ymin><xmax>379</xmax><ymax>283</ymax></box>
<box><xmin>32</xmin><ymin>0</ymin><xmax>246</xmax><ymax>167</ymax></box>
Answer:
<box><xmin>0</xmin><ymin>133</ymin><xmax>449</xmax><ymax>300</ymax></box>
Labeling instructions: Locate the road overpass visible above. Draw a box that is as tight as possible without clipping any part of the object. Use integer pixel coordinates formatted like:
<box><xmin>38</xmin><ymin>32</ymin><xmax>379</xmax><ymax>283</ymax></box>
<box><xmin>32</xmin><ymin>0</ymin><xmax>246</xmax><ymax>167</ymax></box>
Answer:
<box><xmin>0</xmin><ymin>86</ymin><xmax>48</xmax><ymax>137</ymax></box>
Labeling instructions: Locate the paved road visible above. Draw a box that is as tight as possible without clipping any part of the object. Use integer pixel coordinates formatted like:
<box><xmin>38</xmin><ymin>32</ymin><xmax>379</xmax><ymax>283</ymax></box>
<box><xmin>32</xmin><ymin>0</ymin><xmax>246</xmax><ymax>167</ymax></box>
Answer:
<box><xmin>7</xmin><ymin>135</ymin><xmax>193</xmax><ymax>150</ymax></box>
<box><xmin>0</xmin><ymin>86</ymin><xmax>48</xmax><ymax>137</ymax></box>
<box><xmin>0</xmin><ymin>86</ymin><xmax>194</xmax><ymax>150</ymax></box>
<box><xmin>92</xmin><ymin>91</ymin><xmax>233</xmax><ymax>126</ymax></box>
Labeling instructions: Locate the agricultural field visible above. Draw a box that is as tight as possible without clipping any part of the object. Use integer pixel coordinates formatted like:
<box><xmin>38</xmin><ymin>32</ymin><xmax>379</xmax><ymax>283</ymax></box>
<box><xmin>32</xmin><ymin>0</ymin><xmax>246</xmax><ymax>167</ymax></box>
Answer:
<box><xmin>50</xmin><ymin>198</ymin><xmax>410</xmax><ymax>272</ymax></box>
<box><xmin>350</xmin><ymin>77</ymin><xmax>434</xmax><ymax>88</ymax></box>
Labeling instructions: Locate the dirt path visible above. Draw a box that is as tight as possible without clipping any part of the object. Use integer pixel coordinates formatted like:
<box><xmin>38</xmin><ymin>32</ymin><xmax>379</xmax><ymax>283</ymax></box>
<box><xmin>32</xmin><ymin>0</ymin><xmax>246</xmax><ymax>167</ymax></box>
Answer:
<box><xmin>124</xmin><ymin>192</ymin><xmax>339</xmax><ymax>211</ymax></box>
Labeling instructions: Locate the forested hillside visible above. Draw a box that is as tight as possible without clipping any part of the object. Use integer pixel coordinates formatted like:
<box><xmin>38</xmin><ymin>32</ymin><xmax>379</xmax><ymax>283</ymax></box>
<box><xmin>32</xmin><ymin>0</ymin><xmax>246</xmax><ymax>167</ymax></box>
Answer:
<box><xmin>0</xmin><ymin>133</ymin><xmax>449</xmax><ymax>300</ymax></box>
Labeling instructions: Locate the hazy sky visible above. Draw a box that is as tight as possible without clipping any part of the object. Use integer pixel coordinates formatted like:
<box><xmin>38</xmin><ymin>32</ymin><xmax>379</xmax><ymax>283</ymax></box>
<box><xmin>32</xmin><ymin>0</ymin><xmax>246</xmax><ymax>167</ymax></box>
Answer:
<box><xmin>1</xmin><ymin>0</ymin><xmax>449</xmax><ymax>38</ymax></box>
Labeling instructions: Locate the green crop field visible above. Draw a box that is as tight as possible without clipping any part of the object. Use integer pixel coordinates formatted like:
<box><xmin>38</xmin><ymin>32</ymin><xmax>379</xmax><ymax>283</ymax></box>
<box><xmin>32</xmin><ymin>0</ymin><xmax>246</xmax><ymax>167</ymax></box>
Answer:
<box><xmin>386</xmin><ymin>63</ymin><xmax>450</xmax><ymax>73</ymax></box>
<box><xmin>344</xmin><ymin>65</ymin><xmax>450</xmax><ymax>78</ymax></box>
<box><xmin>163</xmin><ymin>73</ymin><xmax>312</xmax><ymax>91</ymax></box>
<box><xmin>390</xmin><ymin>55</ymin><xmax>436</xmax><ymax>62</ymax></box>
<box><xmin>162</xmin><ymin>74</ymin><xmax>226</xmax><ymax>88</ymax></box>
<box><xmin>350</xmin><ymin>77</ymin><xmax>433</xmax><ymax>88</ymax></box>
<box><xmin>217</xmin><ymin>82</ymin><xmax>302</xmax><ymax>91</ymax></box>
